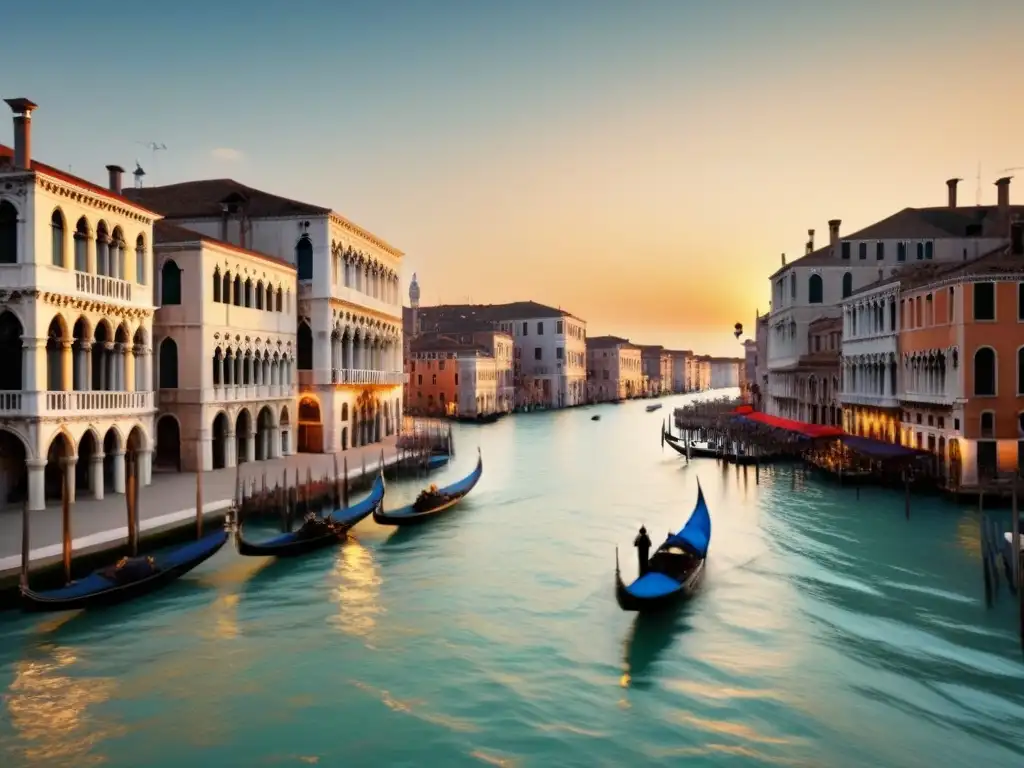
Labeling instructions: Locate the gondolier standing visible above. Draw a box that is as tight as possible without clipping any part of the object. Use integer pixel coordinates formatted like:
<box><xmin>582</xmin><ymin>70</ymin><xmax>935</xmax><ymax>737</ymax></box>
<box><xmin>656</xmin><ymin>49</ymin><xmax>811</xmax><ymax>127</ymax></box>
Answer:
<box><xmin>634</xmin><ymin>526</ymin><xmax>652</xmax><ymax>575</ymax></box>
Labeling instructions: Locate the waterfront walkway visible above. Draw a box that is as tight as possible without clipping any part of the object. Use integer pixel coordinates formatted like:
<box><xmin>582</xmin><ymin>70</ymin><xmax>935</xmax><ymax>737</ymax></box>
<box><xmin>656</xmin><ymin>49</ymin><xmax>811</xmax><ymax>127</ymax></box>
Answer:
<box><xmin>0</xmin><ymin>438</ymin><xmax>399</xmax><ymax>574</ymax></box>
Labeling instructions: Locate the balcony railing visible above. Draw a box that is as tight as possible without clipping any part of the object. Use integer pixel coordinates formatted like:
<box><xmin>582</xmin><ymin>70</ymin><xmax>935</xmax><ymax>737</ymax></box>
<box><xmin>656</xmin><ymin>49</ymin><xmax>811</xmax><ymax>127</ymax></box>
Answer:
<box><xmin>75</xmin><ymin>271</ymin><xmax>132</xmax><ymax>301</ymax></box>
<box><xmin>0</xmin><ymin>391</ymin><xmax>23</xmax><ymax>414</ymax></box>
<box><xmin>46</xmin><ymin>390</ymin><xmax>152</xmax><ymax>414</ymax></box>
<box><xmin>839</xmin><ymin>392</ymin><xmax>899</xmax><ymax>408</ymax></box>
<box><xmin>332</xmin><ymin>368</ymin><xmax>404</xmax><ymax>385</ymax></box>
<box><xmin>211</xmin><ymin>384</ymin><xmax>294</xmax><ymax>401</ymax></box>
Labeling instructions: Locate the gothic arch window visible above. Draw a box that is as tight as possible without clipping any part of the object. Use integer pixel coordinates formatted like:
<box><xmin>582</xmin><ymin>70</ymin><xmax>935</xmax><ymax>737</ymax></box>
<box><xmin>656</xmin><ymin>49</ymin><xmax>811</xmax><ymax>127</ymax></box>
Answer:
<box><xmin>50</xmin><ymin>209</ymin><xmax>65</xmax><ymax>267</ymax></box>
<box><xmin>841</xmin><ymin>271</ymin><xmax>853</xmax><ymax>299</ymax></box>
<box><xmin>213</xmin><ymin>267</ymin><xmax>222</xmax><ymax>302</ymax></box>
<box><xmin>161</xmin><ymin>260</ymin><xmax>182</xmax><ymax>305</ymax></box>
<box><xmin>297</xmin><ymin>322</ymin><xmax>313</xmax><ymax>370</ymax></box>
<box><xmin>0</xmin><ymin>201</ymin><xmax>18</xmax><ymax>264</ymax></box>
<box><xmin>159</xmin><ymin>337</ymin><xmax>179</xmax><ymax>388</ymax></box>
<box><xmin>296</xmin><ymin>236</ymin><xmax>313</xmax><ymax>281</ymax></box>
<box><xmin>135</xmin><ymin>234</ymin><xmax>147</xmax><ymax>284</ymax></box>
<box><xmin>808</xmin><ymin>274</ymin><xmax>823</xmax><ymax>304</ymax></box>
<box><xmin>973</xmin><ymin>346</ymin><xmax>996</xmax><ymax>397</ymax></box>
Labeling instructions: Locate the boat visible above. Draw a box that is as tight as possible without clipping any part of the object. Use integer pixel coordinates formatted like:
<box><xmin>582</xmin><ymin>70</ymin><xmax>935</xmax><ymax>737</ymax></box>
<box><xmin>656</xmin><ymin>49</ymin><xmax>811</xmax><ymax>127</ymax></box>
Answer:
<box><xmin>591</xmin><ymin>415</ymin><xmax>601</xmax><ymax>421</ymax></box>
<box><xmin>662</xmin><ymin>430</ymin><xmax>758</xmax><ymax>465</ymax></box>
<box><xmin>373</xmin><ymin>450</ymin><xmax>483</xmax><ymax>526</ymax></box>
<box><xmin>615</xmin><ymin>481</ymin><xmax>711</xmax><ymax>612</ymax></box>
<box><xmin>454</xmin><ymin>411</ymin><xmax>503</xmax><ymax>425</ymax></box>
<box><xmin>646</xmin><ymin>403</ymin><xmax>663</xmax><ymax>412</ymax></box>
<box><xmin>21</xmin><ymin>454</ymin><xmax>228</xmax><ymax>613</ymax></box>
<box><xmin>236</xmin><ymin>471</ymin><xmax>385</xmax><ymax>557</ymax></box>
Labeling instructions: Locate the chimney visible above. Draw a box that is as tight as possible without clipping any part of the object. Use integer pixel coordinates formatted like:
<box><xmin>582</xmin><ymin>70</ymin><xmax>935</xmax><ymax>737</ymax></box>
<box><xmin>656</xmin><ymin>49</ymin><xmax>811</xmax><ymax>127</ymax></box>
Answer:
<box><xmin>780</xmin><ymin>253</ymin><xmax>786</xmax><ymax>267</ymax></box>
<box><xmin>807</xmin><ymin>228</ymin><xmax>815</xmax><ymax>254</ymax></box>
<box><xmin>4</xmin><ymin>98</ymin><xmax>38</xmax><ymax>170</ymax></box>
<box><xmin>946</xmin><ymin>178</ymin><xmax>961</xmax><ymax>208</ymax></box>
<box><xmin>828</xmin><ymin>219</ymin><xmax>841</xmax><ymax>254</ymax></box>
<box><xmin>1012</xmin><ymin>220</ymin><xmax>1023</xmax><ymax>256</ymax></box>
<box><xmin>995</xmin><ymin>176</ymin><xmax>1011</xmax><ymax>211</ymax></box>
<box><xmin>105</xmin><ymin>164</ymin><xmax>124</xmax><ymax>195</ymax></box>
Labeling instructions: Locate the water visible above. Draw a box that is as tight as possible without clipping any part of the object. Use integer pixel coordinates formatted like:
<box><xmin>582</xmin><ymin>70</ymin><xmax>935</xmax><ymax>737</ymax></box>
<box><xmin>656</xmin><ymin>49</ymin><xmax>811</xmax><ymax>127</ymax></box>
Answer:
<box><xmin>2</xmin><ymin>394</ymin><xmax>1023</xmax><ymax>767</ymax></box>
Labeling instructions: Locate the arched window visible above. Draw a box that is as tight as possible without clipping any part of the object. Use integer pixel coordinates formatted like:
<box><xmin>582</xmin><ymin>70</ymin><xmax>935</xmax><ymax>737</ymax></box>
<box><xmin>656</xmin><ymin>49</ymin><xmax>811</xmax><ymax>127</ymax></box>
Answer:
<box><xmin>265</xmin><ymin>284</ymin><xmax>273</xmax><ymax>311</ymax></box>
<box><xmin>297</xmin><ymin>322</ymin><xmax>313</xmax><ymax>370</ymax></box>
<box><xmin>222</xmin><ymin>271</ymin><xmax>232</xmax><ymax>304</ymax></box>
<box><xmin>95</xmin><ymin>221</ymin><xmax>110</xmax><ymax>276</ymax></box>
<box><xmin>50</xmin><ymin>209</ymin><xmax>65</xmax><ymax>267</ymax></box>
<box><xmin>973</xmin><ymin>347</ymin><xmax>996</xmax><ymax>396</ymax></box>
<box><xmin>159</xmin><ymin>338</ymin><xmax>179</xmax><ymax>388</ymax></box>
<box><xmin>808</xmin><ymin>274</ymin><xmax>823</xmax><ymax>304</ymax></box>
<box><xmin>135</xmin><ymin>234</ymin><xmax>147</xmax><ymax>284</ymax></box>
<box><xmin>341</xmin><ymin>403</ymin><xmax>349</xmax><ymax>420</ymax></box>
<box><xmin>244</xmin><ymin>278</ymin><xmax>253</xmax><ymax>307</ymax></box>
<box><xmin>213</xmin><ymin>268</ymin><xmax>221</xmax><ymax>302</ymax></box>
<box><xmin>296</xmin><ymin>236</ymin><xmax>313</xmax><ymax>281</ymax></box>
<box><xmin>74</xmin><ymin>217</ymin><xmax>90</xmax><ymax>272</ymax></box>
<box><xmin>161</xmin><ymin>260</ymin><xmax>182</xmax><ymax>305</ymax></box>
<box><xmin>1018</xmin><ymin>347</ymin><xmax>1024</xmax><ymax>396</ymax></box>
<box><xmin>233</xmin><ymin>275</ymin><xmax>242</xmax><ymax>306</ymax></box>
<box><xmin>0</xmin><ymin>201</ymin><xmax>17</xmax><ymax>264</ymax></box>
<box><xmin>276</xmin><ymin>286</ymin><xmax>283</xmax><ymax>312</ymax></box>
<box><xmin>111</xmin><ymin>227</ymin><xmax>126</xmax><ymax>280</ymax></box>
<box><xmin>841</xmin><ymin>271</ymin><xmax>852</xmax><ymax>299</ymax></box>
<box><xmin>255</xmin><ymin>280</ymin><xmax>263</xmax><ymax>309</ymax></box>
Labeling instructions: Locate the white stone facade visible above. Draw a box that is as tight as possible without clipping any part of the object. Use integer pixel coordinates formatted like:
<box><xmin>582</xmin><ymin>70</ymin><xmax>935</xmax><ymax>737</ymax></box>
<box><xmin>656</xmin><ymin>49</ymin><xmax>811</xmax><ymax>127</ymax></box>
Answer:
<box><xmin>0</xmin><ymin>103</ymin><xmax>158</xmax><ymax>510</ymax></box>
<box><xmin>457</xmin><ymin>355</ymin><xmax>498</xmax><ymax>417</ymax></box>
<box><xmin>500</xmin><ymin>315</ymin><xmax>586</xmax><ymax>408</ymax></box>
<box><xmin>152</xmin><ymin>228</ymin><xmax>298</xmax><ymax>472</ymax></box>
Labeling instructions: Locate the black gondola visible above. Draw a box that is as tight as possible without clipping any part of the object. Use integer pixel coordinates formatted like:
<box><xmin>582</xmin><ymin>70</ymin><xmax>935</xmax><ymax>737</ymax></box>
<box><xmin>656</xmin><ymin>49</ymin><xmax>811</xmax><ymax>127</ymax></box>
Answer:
<box><xmin>21</xmin><ymin>454</ymin><xmax>228</xmax><ymax>613</ymax></box>
<box><xmin>373</xmin><ymin>450</ymin><xmax>483</xmax><ymax>526</ymax></box>
<box><xmin>454</xmin><ymin>412</ymin><xmax>503</xmax><ymax>425</ymax></box>
<box><xmin>615</xmin><ymin>481</ymin><xmax>711</xmax><ymax>612</ymax></box>
<box><xmin>236</xmin><ymin>472</ymin><xmax>385</xmax><ymax>557</ymax></box>
<box><xmin>663</xmin><ymin>430</ymin><xmax>757</xmax><ymax>465</ymax></box>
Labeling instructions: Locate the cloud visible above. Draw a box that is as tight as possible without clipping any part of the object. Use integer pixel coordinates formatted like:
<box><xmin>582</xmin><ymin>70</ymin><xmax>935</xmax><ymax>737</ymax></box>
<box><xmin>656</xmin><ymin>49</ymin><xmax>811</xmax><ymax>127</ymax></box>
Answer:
<box><xmin>210</xmin><ymin>147</ymin><xmax>244</xmax><ymax>162</ymax></box>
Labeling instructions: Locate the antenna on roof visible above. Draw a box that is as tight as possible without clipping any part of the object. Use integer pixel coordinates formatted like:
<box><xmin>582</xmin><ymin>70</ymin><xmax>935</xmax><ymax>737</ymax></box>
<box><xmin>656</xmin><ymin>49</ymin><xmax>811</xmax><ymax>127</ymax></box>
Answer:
<box><xmin>136</xmin><ymin>141</ymin><xmax>166</xmax><ymax>184</ymax></box>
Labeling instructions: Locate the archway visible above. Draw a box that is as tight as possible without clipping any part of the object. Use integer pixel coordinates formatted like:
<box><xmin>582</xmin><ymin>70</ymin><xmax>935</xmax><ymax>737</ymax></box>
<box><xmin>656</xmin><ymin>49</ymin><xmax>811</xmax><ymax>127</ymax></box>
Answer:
<box><xmin>0</xmin><ymin>310</ymin><xmax>24</xmax><ymax>392</ymax></box>
<box><xmin>341</xmin><ymin>426</ymin><xmax>348</xmax><ymax>451</ymax></box>
<box><xmin>351</xmin><ymin>406</ymin><xmax>361</xmax><ymax>449</ymax></box>
<box><xmin>45</xmin><ymin>431</ymin><xmax>74</xmax><ymax>502</ymax></box>
<box><xmin>280</xmin><ymin>406</ymin><xmax>291</xmax><ymax>455</ymax></box>
<box><xmin>256</xmin><ymin>406</ymin><xmax>274</xmax><ymax>461</ymax></box>
<box><xmin>45</xmin><ymin>316</ymin><xmax>66</xmax><ymax>391</ymax></box>
<box><xmin>102</xmin><ymin>427</ymin><xmax>121</xmax><ymax>492</ymax></box>
<box><xmin>0</xmin><ymin>428</ymin><xmax>27</xmax><ymax>506</ymax></box>
<box><xmin>374</xmin><ymin>406</ymin><xmax>382</xmax><ymax>443</ymax></box>
<box><xmin>212</xmin><ymin>412</ymin><xmax>228</xmax><ymax>469</ymax></box>
<box><xmin>77</xmin><ymin>430</ymin><xmax>98</xmax><ymax>495</ymax></box>
<box><xmin>155</xmin><ymin>415</ymin><xmax>181</xmax><ymax>471</ymax></box>
<box><xmin>297</xmin><ymin>397</ymin><xmax>322</xmax><ymax>453</ymax></box>
<box><xmin>235</xmin><ymin>408</ymin><xmax>252</xmax><ymax>464</ymax></box>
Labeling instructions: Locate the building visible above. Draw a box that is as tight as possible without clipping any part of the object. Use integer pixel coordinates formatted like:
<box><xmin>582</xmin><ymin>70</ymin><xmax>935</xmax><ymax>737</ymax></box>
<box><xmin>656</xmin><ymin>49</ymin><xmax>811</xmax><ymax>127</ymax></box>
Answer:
<box><xmin>708</xmin><ymin>357</ymin><xmax>742</xmax><ymax>389</ymax></box>
<box><xmin>638</xmin><ymin>345</ymin><xmax>672</xmax><ymax>395</ymax></box>
<box><xmin>765</xmin><ymin>180</ymin><xmax>1022</xmax><ymax>418</ymax></box>
<box><xmin>742</xmin><ymin>338</ymin><xmax>757</xmax><ymax>403</ymax></box>
<box><xmin>587</xmin><ymin>336</ymin><xmax>642</xmax><ymax>401</ymax></box>
<box><xmin>666</xmin><ymin>350</ymin><xmax>692</xmax><ymax>393</ymax></box>
<box><xmin>840</xmin><ymin>277</ymin><xmax>901</xmax><ymax>442</ymax></box>
<box><xmin>693</xmin><ymin>356</ymin><xmax>712</xmax><ymax>391</ymax></box>
<box><xmin>150</xmin><ymin>221</ymin><xmax>298</xmax><ymax>471</ymax></box>
<box><xmin>414</xmin><ymin>302</ymin><xmax>586</xmax><ymax>409</ymax></box>
<box><xmin>766</xmin><ymin>316</ymin><xmax>842</xmax><ymax>425</ymax></box>
<box><xmin>405</xmin><ymin>333</ymin><xmax>502</xmax><ymax>418</ymax></box>
<box><xmin>753</xmin><ymin>313</ymin><xmax>769</xmax><ymax>410</ymax></box>
<box><xmin>0</xmin><ymin>99</ymin><xmax>160</xmax><ymax>511</ymax></box>
<box><xmin>126</xmin><ymin>177</ymin><xmax>404</xmax><ymax>455</ymax></box>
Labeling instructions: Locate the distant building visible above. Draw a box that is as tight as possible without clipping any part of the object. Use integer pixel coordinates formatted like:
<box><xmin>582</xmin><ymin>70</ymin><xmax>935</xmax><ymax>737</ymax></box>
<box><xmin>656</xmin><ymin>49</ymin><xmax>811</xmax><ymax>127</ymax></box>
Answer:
<box><xmin>693</xmin><ymin>355</ymin><xmax>712</xmax><ymax>391</ymax></box>
<box><xmin>707</xmin><ymin>357</ymin><xmax>743</xmax><ymax>389</ymax></box>
<box><xmin>742</xmin><ymin>339</ymin><xmax>757</xmax><ymax>402</ymax></box>
<box><xmin>768</xmin><ymin>316</ymin><xmax>842</xmax><ymax>425</ymax></box>
<box><xmin>666</xmin><ymin>350</ymin><xmax>693</xmax><ymax>393</ymax></box>
<box><xmin>405</xmin><ymin>333</ymin><xmax>504</xmax><ymax>418</ymax></box>
<box><xmin>414</xmin><ymin>301</ymin><xmax>586</xmax><ymax>409</ymax></box>
<box><xmin>587</xmin><ymin>336</ymin><xmax>643</xmax><ymax>401</ymax></box>
<box><xmin>638</xmin><ymin>345</ymin><xmax>672</xmax><ymax>395</ymax></box>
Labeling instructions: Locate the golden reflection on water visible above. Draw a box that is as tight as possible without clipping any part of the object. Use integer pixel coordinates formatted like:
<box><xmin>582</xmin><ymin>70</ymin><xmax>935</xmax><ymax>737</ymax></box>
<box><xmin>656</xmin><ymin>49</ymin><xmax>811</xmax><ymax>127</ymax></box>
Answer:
<box><xmin>329</xmin><ymin>542</ymin><xmax>382</xmax><ymax>641</ymax></box>
<box><xmin>350</xmin><ymin>679</ymin><xmax>480</xmax><ymax>733</ymax></box>
<box><xmin>954</xmin><ymin>513</ymin><xmax>982</xmax><ymax>559</ymax></box>
<box><xmin>664</xmin><ymin>679</ymin><xmax>788</xmax><ymax>704</ymax></box>
<box><xmin>470</xmin><ymin>749</ymin><xmax>520</xmax><ymax>767</ymax></box>
<box><xmin>675</xmin><ymin>712</ymin><xmax>796</xmax><ymax>745</ymax></box>
<box><xmin>4</xmin><ymin>644</ymin><xmax>125</xmax><ymax>767</ymax></box>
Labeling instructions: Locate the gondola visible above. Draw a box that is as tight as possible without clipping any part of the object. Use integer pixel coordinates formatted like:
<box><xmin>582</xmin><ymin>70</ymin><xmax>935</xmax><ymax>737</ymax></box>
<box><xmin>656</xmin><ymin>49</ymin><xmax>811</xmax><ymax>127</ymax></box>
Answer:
<box><xmin>615</xmin><ymin>481</ymin><xmax>711</xmax><ymax>612</ymax></box>
<box><xmin>662</xmin><ymin>431</ymin><xmax>758</xmax><ymax>465</ymax></box>
<box><xmin>236</xmin><ymin>472</ymin><xmax>385</xmax><ymax>558</ymax></box>
<box><xmin>20</xmin><ymin>453</ymin><xmax>228</xmax><ymax>613</ymax></box>
<box><xmin>373</xmin><ymin>449</ymin><xmax>483</xmax><ymax>526</ymax></box>
<box><xmin>454</xmin><ymin>412</ymin><xmax>503</xmax><ymax>425</ymax></box>
<box><xmin>646</xmin><ymin>403</ymin><xmax>663</xmax><ymax>412</ymax></box>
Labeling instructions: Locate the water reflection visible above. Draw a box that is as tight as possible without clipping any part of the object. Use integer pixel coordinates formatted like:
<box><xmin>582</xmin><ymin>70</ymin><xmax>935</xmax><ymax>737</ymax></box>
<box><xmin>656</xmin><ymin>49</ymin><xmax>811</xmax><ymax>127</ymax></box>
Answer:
<box><xmin>4</xmin><ymin>644</ymin><xmax>124</xmax><ymax>767</ymax></box>
<box><xmin>329</xmin><ymin>540</ymin><xmax>382</xmax><ymax>641</ymax></box>
<box><xmin>620</xmin><ymin>612</ymin><xmax>690</xmax><ymax>689</ymax></box>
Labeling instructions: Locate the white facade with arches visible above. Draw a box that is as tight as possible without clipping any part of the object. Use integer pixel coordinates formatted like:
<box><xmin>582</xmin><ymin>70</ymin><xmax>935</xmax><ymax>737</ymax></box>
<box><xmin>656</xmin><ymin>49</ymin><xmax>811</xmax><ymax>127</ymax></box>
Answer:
<box><xmin>151</xmin><ymin>222</ymin><xmax>298</xmax><ymax>471</ymax></box>
<box><xmin>0</xmin><ymin>101</ymin><xmax>159</xmax><ymax>510</ymax></box>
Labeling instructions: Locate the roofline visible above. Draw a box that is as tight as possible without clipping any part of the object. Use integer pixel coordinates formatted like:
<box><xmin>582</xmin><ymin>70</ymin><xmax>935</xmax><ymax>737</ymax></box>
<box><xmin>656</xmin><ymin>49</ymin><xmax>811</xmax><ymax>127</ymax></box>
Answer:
<box><xmin>154</xmin><ymin>227</ymin><xmax>297</xmax><ymax>272</ymax></box>
<box><xmin>328</xmin><ymin>212</ymin><xmax>404</xmax><ymax>258</ymax></box>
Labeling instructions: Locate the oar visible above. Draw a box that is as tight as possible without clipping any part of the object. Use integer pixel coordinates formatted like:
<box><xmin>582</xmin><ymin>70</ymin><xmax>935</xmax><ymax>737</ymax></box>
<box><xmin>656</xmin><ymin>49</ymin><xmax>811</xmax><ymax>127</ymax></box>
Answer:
<box><xmin>615</xmin><ymin>546</ymin><xmax>620</xmax><ymax>576</ymax></box>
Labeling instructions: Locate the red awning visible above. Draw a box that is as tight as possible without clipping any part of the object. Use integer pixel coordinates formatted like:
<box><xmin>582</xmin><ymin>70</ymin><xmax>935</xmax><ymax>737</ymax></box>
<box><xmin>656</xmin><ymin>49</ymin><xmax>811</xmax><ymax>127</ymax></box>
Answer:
<box><xmin>739</xmin><ymin>411</ymin><xmax>844</xmax><ymax>439</ymax></box>
<box><xmin>733</xmin><ymin>404</ymin><xmax>755</xmax><ymax>415</ymax></box>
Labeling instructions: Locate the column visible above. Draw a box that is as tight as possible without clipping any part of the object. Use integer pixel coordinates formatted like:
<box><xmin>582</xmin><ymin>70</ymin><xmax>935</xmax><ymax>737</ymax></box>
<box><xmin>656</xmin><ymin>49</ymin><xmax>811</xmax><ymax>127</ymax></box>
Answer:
<box><xmin>61</xmin><ymin>341</ymin><xmax>73</xmax><ymax>391</ymax></box>
<box><xmin>104</xmin><ymin>342</ymin><xmax>115</xmax><ymax>390</ymax></box>
<box><xmin>217</xmin><ymin>355</ymin><xmax>225</xmax><ymax>388</ymax></box>
<box><xmin>26</xmin><ymin>457</ymin><xmax>46</xmax><ymax>511</ymax></box>
<box><xmin>246</xmin><ymin>427</ymin><xmax>256</xmax><ymax>463</ymax></box>
<box><xmin>64</xmin><ymin>457</ymin><xmax>77</xmax><ymax>504</ymax></box>
<box><xmin>226</xmin><ymin>430</ymin><xmax>237</xmax><ymax>467</ymax></box>
<box><xmin>90</xmin><ymin>452</ymin><xmax>104</xmax><ymax>500</ymax></box>
<box><xmin>345</xmin><ymin>333</ymin><xmax>353</xmax><ymax>371</ymax></box>
<box><xmin>22</xmin><ymin>337</ymin><xmax>45</xmax><ymax>392</ymax></box>
<box><xmin>138</xmin><ymin>448</ymin><xmax>153</xmax><ymax>486</ymax></box>
<box><xmin>124</xmin><ymin>346</ymin><xmax>135</xmax><ymax>392</ymax></box>
<box><xmin>112</xmin><ymin>450</ymin><xmax>126</xmax><ymax>493</ymax></box>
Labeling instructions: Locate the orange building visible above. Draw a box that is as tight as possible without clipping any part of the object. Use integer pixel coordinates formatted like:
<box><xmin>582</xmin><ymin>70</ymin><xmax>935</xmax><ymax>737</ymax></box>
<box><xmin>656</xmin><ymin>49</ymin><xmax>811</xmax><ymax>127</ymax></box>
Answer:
<box><xmin>404</xmin><ymin>332</ymin><xmax>506</xmax><ymax>418</ymax></box>
<box><xmin>896</xmin><ymin>229</ymin><xmax>1024</xmax><ymax>488</ymax></box>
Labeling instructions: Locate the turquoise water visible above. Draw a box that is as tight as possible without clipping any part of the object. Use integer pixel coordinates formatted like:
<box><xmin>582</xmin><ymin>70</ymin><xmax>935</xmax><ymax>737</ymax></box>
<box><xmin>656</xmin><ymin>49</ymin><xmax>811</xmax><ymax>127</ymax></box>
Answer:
<box><xmin>2</xmin><ymin>395</ymin><xmax>1023</xmax><ymax>767</ymax></box>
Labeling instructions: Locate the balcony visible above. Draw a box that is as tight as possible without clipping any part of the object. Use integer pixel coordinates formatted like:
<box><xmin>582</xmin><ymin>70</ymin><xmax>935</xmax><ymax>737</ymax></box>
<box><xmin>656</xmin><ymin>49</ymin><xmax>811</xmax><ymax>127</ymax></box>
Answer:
<box><xmin>0</xmin><ymin>391</ymin><xmax>23</xmax><ymax>415</ymax></box>
<box><xmin>839</xmin><ymin>392</ymin><xmax>899</xmax><ymax>408</ymax></box>
<box><xmin>297</xmin><ymin>282</ymin><xmax>401</xmax><ymax>319</ymax></box>
<box><xmin>45</xmin><ymin>390</ymin><xmax>153</xmax><ymax>415</ymax></box>
<box><xmin>899</xmin><ymin>391</ymin><xmax>956</xmax><ymax>407</ymax></box>
<box><xmin>332</xmin><ymin>368</ymin><xmax>404</xmax><ymax>385</ymax></box>
<box><xmin>75</xmin><ymin>271</ymin><xmax>133</xmax><ymax>302</ymax></box>
<box><xmin>0</xmin><ymin>263</ymin><xmax>141</xmax><ymax>306</ymax></box>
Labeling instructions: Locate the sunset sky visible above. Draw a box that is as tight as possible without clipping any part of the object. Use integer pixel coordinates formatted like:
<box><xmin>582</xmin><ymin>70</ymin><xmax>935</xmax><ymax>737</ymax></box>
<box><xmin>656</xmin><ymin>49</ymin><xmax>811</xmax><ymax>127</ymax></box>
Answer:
<box><xmin>4</xmin><ymin>0</ymin><xmax>1024</xmax><ymax>356</ymax></box>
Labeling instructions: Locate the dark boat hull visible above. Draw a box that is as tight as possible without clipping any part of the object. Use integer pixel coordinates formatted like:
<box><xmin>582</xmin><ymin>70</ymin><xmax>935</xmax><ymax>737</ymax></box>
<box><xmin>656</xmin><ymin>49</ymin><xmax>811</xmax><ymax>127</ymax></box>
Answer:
<box><xmin>615</xmin><ymin>557</ymin><xmax>705</xmax><ymax>612</ymax></box>
<box><xmin>373</xmin><ymin>455</ymin><xmax>483</xmax><ymax>526</ymax></box>
<box><xmin>664</xmin><ymin>433</ymin><xmax>758</xmax><ymax>465</ymax></box>
<box><xmin>21</xmin><ymin>530</ymin><xmax>229</xmax><ymax>613</ymax></box>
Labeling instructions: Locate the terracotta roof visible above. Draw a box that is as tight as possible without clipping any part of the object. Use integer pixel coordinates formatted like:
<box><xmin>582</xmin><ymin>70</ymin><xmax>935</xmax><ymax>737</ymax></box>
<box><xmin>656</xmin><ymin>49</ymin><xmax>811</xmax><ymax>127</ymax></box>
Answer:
<box><xmin>416</xmin><ymin>301</ymin><xmax>583</xmax><ymax>324</ymax></box>
<box><xmin>905</xmin><ymin>244</ymin><xmax>1023</xmax><ymax>288</ymax></box>
<box><xmin>153</xmin><ymin>221</ymin><xmax>296</xmax><ymax>271</ymax></box>
<box><xmin>124</xmin><ymin>178</ymin><xmax>328</xmax><ymax>219</ymax></box>
<box><xmin>0</xmin><ymin>143</ymin><xmax>161</xmax><ymax>217</ymax></box>
<box><xmin>587</xmin><ymin>335</ymin><xmax>638</xmax><ymax>350</ymax></box>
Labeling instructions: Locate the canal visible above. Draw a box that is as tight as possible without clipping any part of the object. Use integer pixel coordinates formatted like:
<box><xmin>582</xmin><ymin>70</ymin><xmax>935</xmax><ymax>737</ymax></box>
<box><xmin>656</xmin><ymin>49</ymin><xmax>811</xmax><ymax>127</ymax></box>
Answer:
<box><xmin>1</xmin><ymin>392</ymin><xmax>1023</xmax><ymax>767</ymax></box>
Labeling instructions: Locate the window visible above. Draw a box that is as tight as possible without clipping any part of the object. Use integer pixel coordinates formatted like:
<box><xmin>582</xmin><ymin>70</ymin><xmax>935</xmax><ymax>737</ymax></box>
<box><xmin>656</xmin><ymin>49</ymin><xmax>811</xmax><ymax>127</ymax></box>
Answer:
<box><xmin>74</xmin><ymin>218</ymin><xmax>89</xmax><ymax>272</ymax></box>
<box><xmin>454</xmin><ymin>373</ymin><xmax>459</xmax><ymax>385</ymax></box>
<box><xmin>417</xmin><ymin>374</ymin><xmax>422</xmax><ymax>385</ymax></box>
<box><xmin>556</xmin><ymin>320</ymin><xmax>564</xmax><ymax>334</ymax></box>
<box><xmin>808</xmin><ymin>274</ymin><xmax>823</xmax><ymax>304</ymax></box>
<box><xmin>840</xmin><ymin>241</ymin><xmax>850</xmax><ymax>259</ymax></box>
<box><xmin>0</xmin><ymin>201</ymin><xmax>16</xmax><ymax>265</ymax></box>
<box><xmin>556</xmin><ymin>347</ymin><xmax>564</xmax><ymax>359</ymax></box>
<box><xmin>924</xmin><ymin>241</ymin><xmax>933</xmax><ymax>260</ymax></box>
<box><xmin>842</xmin><ymin>272</ymin><xmax>852</xmax><ymax>299</ymax></box>
<box><xmin>522</xmin><ymin>322</ymin><xmax>528</xmax><ymax>336</ymax></box>
<box><xmin>973</xmin><ymin>347</ymin><xmax>996</xmax><ymax>396</ymax></box>
<box><xmin>213</xmin><ymin>268</ymin><xmax>221</xmax><ymax>302</ymax></box>
<box><xmin>534</xmin><ymin>347</ymin><xmax>542</xmax><ymax>360</ymax></box>
<box><xmin>438</xmin><ymin>360</ymin><xmax>445</xmax><ymax>371</ymax></box>
<box><xmin>916</xmin><ymin>242</ymin><xmax>924</xmax><ymax>260</ymax></box>
<box><xmin>296</xmin><ymin>236</ymin><xmax>313</xmax><ymax>280</ymax></box>
<box><xmin>858</xmin><ymin>242</ymin><xmax>867</xmax><ymax>260</ymax></box>
<box><xmin>431</xmin><ymin>374</ymin><xmax>437</xmax><ymax>385</ymax></box>
<box><xmin>876</xmin><ymin>242</ymin><xmax>884</xmax><ymax>260</ymax></box>
<box><xmin>158</xmin><ymin>338</ymin><xmax>179</xmax><ymax>388</ymax></box>
<box><xmin>897</xmin><ymin>242</ymin><xmax>907</xmax><ymax>261</ymax></box>
<box><xmin>160</xmin><ymin>260</ymin><xmax>182</xmax><ymax>305</ymax></box>
<box><xmin>949</xmin><ymin>287</ymin><xmax>955</xmax><ymax>322</ymax></box>
<box><xmin>790</xmin><ymin>274</ymin><xmax>796</xmax><ymax>299</ymax></box>
<box><xmin>537</xmin><ymin>322</ymin><xmax>544</xmax><ymax>334</ymax></box>
<box><xmin>1018</xmin><ymin>347</ymin><xmax>1024</xmax><ymax>395</ymax></box>
<box><xmin>973</xmin><ymin>282</ymin><xmax>995</xmax><ymax>321</ymax></box>
<box><xmin>1018</xmin><ymin>283</ymin><xmax>1024</xmax><ymax>321</ymax></box>
<box><xmin>297</xmin><ymin>323</ymin><xmax>312</xmax><ymax>369</ymax></box>
<box><xmin>50</xmin><ymin>209</ymin><xmax>65</xmax><ymax>267</ymax></box>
